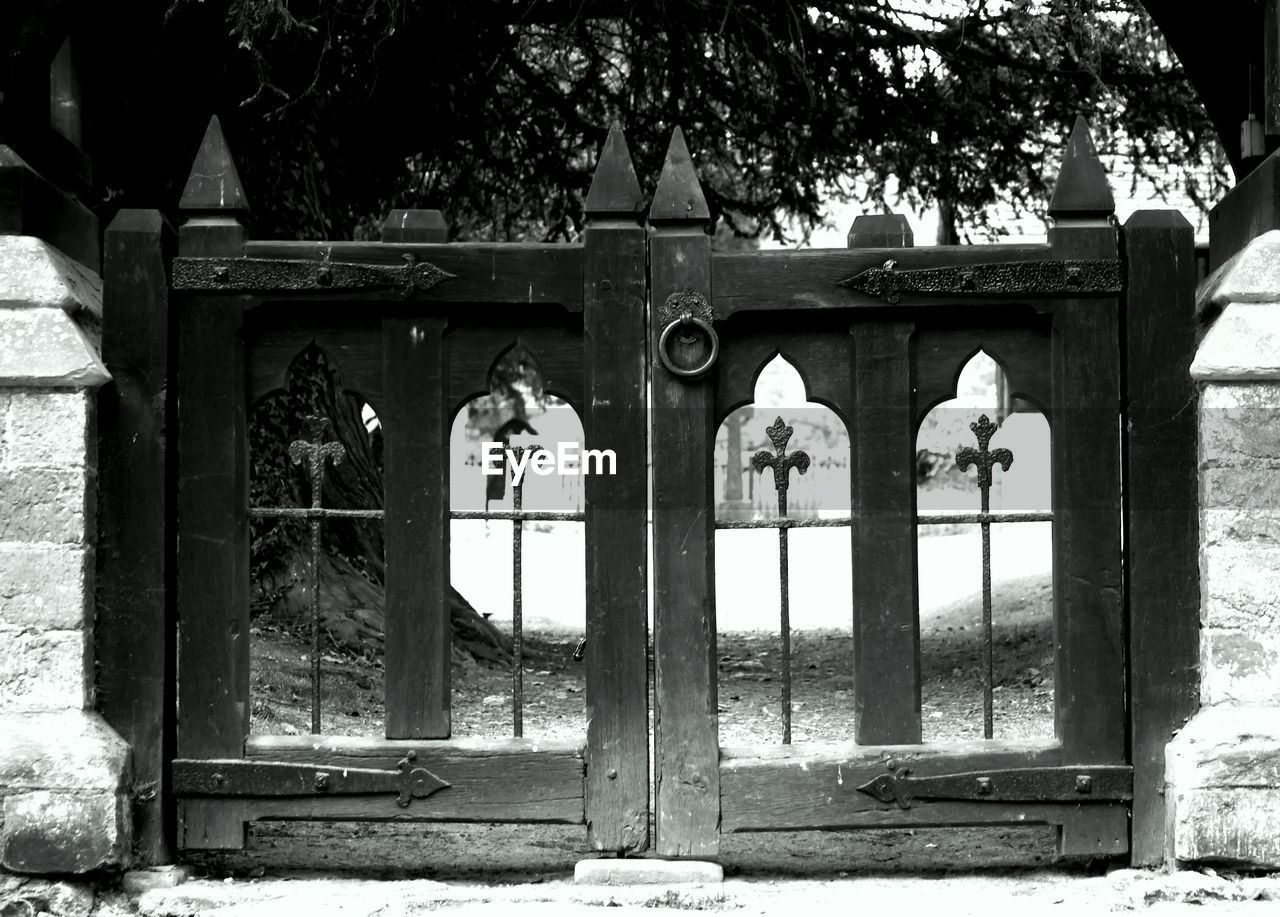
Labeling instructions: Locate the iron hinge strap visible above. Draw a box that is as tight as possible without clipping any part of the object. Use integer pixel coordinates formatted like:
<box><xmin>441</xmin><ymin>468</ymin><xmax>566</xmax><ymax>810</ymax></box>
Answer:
<box><xmin>171</xmin><ymin>256</ymin><xmax>455</xmax><ymax>296</ymax></box>
<box><xmin>837</xmin><ymin>258</ymin><xmax>1123</xmax><ymax>303</ymax></box>
<box><xmin>172</xmin><ymin>753</ymin><xmax>450</xmax><ymax>808</ymax></box>
<box><xmin>855</xmin><ymin>764</ymin><xmax>1132</xmax><ymax>810</ymax></box>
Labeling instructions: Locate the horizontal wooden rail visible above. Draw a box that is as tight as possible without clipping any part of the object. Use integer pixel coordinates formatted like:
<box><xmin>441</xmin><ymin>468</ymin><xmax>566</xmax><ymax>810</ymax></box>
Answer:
<box><xmin>174</xmin><ymin>242</ymin><xmax>586</xmax><ymax>310</ymax></box>
<box><xmin>710</xmin><ymin>243</ymin><xmax>1116</xmax><ymax>315</ymax></box>
<box><xmin>717</xmin><ymin>739</ymin><xmax>1134</xmax><ymax>833</ymax></box>
<box><xmin>175</xmin><ymin>736</ymin><xmax>589</xmax><ymax>832</ymax></box>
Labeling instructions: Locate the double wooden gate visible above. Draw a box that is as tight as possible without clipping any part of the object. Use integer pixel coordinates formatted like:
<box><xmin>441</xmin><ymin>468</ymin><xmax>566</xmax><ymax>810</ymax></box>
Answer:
<box><xmin>146</xmin><ymin>116</ymin><xmax>1197</xmax><ymax>864</ymax></box>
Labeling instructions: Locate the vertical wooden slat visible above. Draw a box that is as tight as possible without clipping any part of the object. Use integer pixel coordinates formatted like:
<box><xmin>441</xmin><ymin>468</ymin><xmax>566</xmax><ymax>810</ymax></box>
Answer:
<box><xmin>381</xmin><ymin>210</ymin><xmax>450</xmax><ymax>739</ymax></box>
<box><xmin>1046</xmin><ymin>117</ymin><xmax>1128</xmax><ymax>856</ymax></box>
<box><xmin>175</xmin><ymin>117</ymin><xmax>251</xmax><ymax>850</ymax></box>
<box><xmin>848</xmin><ymin>216</ymin><xmax>921</xmax><ymax>745</ymax></box>
<box><xmin>649</xmin><ymin>127</ymin><xmax>720</xmax><ymax>858</ymax></box>
<box><xmin>97</xmin><ymin>209</ymin><xmax>174</xmax><ymax>864</ymax></box>
<box><xmin>849</xmin><ymin>323</ymin><xmax>920</xmax><ymax>745</ymax></box>
<box><xmin>582</xmin><ymin>126</ymin><xmax>650</xmax><ymax>853</ymax></box>
<box><xmin>1122</xmin><ymin>210</ymin><xmax>1199</xmax><ymax>865</ymax></box>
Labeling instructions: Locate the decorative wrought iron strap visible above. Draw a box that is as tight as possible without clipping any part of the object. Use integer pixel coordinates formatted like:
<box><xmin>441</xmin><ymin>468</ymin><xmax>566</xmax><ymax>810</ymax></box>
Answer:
<box><xmin>172</xmin><ymin>255</ymin><xmax>455</xmax><ymax>297</ymax></box>
<box><xmin>172</xmin><ymin>752</ymin><xmax>450</xmax><ymax>808</ymax></box>
<box><xmin>855</xmin><ymin>765</ymin><xmax>1132</xmax><ymax>810</ymax></box>
<box><xmin>837</xmin><ymin>258</ymin><xmax>1123</xmax><ymax>304</ymax></box>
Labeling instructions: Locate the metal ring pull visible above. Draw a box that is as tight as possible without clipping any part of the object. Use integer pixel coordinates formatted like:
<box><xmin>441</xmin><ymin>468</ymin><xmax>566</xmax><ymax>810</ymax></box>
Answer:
<box><xmin>657</xmin><ymin>312</ymin><xmax>720</xmax><ymax>379</ymax></box>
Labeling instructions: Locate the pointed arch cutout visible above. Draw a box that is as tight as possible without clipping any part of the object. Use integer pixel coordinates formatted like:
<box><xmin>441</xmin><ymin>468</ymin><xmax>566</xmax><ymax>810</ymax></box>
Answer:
<box><xmin>447</xmin><ymin>325</ymin><xmax>585</xmax><ymax>420</ymax></box>
<box><xmin>448</xmin><ymin>340</ymin><xmax>585</xmax><ymax>515</ymax></box>
<box><xmin>913</xmin><ymin>326</ymin><xmax>1053</xmax><ymax>432</ymax></box>
<box><xmin>916</xmin><ymin>347</ymin><xmax>1052</xmax><ymax>515</ymax></box>
<box><xmin>713</xmin><ymin>329</ymin><xmax>855</xmax><ymax>428</ymax></box>
<box><xmin>715</xmin><ymin>352</ymin><xmax>851</xmax><ymax>522</ymax></box>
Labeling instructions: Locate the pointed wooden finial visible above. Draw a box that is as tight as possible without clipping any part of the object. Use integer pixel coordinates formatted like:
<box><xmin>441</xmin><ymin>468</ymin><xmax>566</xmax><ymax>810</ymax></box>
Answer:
<box><xmin>649</xmin><ymin>127</ymin><xmax>710</xmax><ymax>223</ymax></box>
<box><xmin>1048</xmin><ymin>116</ymin><xmax>1114</xmax><ymax>218</ymax></box>
<box><xmin>179</xmin><ymin>116</ymin><xmax>249</xmax><ymax>215</ymax></box>
<box><xmin>585</xmin><ymin>124</ymin><xmax>644</xmax><ymax>219</ymax></box>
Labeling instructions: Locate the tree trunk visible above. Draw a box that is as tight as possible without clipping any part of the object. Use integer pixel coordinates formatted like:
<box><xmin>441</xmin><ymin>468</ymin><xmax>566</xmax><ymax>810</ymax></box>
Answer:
<box><xmin>249</xmin><ymin>342</ymin><xmax>512</xmax><ymax>666</ymax></box>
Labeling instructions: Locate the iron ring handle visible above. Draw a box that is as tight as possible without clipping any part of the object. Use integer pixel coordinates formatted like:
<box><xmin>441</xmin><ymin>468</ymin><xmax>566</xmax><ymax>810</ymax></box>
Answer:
<box><xmin>658</xmin><ymin>313</ymin><xmax>720</xmax><ymax>379</ymax></box>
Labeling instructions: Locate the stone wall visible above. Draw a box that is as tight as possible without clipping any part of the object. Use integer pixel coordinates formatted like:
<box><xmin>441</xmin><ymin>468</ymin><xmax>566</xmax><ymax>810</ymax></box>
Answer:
<box><xmin>0</xmin><ymin>147</ymin><xmax>131</xmax><ymax>874</ymax></box>
<box><xmin>1166</xmin><ymin>230</ymin><xmax>1280</xmax><ymax>867</ymax></box>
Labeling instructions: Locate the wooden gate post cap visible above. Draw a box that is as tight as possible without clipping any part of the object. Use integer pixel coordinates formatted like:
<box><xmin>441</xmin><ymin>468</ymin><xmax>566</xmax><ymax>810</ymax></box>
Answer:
<box><xmin>381</xmin><ymin>209</ymin><xmax>447</xmax><ymax>243</ymax></box>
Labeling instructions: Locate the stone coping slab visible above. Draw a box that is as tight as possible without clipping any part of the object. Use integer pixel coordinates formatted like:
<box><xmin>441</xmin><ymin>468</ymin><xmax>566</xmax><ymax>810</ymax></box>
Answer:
<box><xmin>0</xmin><ymin>710</ymin><xmax>129</xmax><ymax>792</ymax></box>
<box><xmin>0</xmin><ymin>236</ymin><xmax>101</xmax><ymax>317</ymax></box>
<box><xmin>0</xmin><ymin>308</ymin><xmax>108</xmax><ymax>388</ymax></box>
<box><xmin>1197</xmin><ymin>229</ymin><xmax>1280</xmax><ymax>316</ymax></box>
<box><xmin>1193</xmin><ymin>302</ymin><xmax>1280</xmax><ymax>381</ymax></box>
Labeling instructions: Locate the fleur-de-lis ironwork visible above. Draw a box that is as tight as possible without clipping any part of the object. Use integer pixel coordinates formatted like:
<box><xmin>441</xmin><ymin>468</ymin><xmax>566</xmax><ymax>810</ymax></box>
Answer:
<box><xmin>955</xmin><ymin>414</ymin><xmax>1013</xmax><ymax>499</ymax></box>
<box><xmin>751</xmin><ymin>417</ymin><xmax>811</xmax><ymax>513</ymax></box>
<box><xmin>289</xmin><ymin>416</ymin><xmax>347</xmax><ymax>508</ymax></box>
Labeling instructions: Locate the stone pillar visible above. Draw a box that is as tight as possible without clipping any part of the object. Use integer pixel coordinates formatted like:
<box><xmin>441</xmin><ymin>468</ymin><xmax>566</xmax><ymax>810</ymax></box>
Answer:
<box><xmin>1166</xmin><ymin>229</ymin><xmax>1280</xmax><ymax>867</ymax></box>
<box><xmin>0</xmin><ymin>146</ymin><xmax>130</xmax><ymax>874</ymax></box>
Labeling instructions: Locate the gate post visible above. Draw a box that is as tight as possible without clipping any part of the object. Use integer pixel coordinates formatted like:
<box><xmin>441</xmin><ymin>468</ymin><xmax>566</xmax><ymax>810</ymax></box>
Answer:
<box><xmin>648</xmin><ymin>128</ymin><xmax>720</xmax><ymax>858</ymax></box>
<box><xmin>1120</xmin><ymin>211</ymin><xmax>1198</xmax><ymax>866</ymax></box>
<box><xmin>174</xmin><ymin>117</ymin><xmax>251</xmax><ymax>849</ymax></box>
<box><xmin>98</xmin><ymin>208</ymin><xmax>175</xmax><ymax>864</ymax></box>
<box><xmin>380</xmin><ymin>209</ymin><xmax>451</xmax><ymax>739</ymax></box>
<box><xmin>846</xmin><ymin>214</ymin><xmax>922</xmax><ymax>745</ymax></box>
<box><xmin>581</xmin><ymin>126</ymin><xmax>650</xmax><ymax>854</ymax></box>
<box><xmin>1046</xmin><ymin>116</ymin><xmax>1128</xmax><ymax>855</ymax></box>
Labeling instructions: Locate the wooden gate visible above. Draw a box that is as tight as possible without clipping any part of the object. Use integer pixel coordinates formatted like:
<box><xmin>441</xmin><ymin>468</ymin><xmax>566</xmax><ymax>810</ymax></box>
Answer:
<box><xmin>141</xmin><ymin>115</ymin><xmax>1196</xmax><ymax>864</ymax></box>
<box><xmin>166</xmin><ymin>119</ymin><xmax>650</xmax><ymax>853</ymax></box>
<box><xmin>645</xmin><ymin>118</ymin><xmax>1194</xmax><ymax>861</ymax></box>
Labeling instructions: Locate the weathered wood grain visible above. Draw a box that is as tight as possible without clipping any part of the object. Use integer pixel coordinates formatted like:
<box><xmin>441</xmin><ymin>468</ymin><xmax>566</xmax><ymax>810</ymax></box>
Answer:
<box><xmin>447</xmin><ymin>323</ymin><xmax>584</xmax><ymax>417</ymax></box>
<box><xmin>712</xmin><ymin>323</ymin><xmax>854</xmax><ymax>425</ymax></box>
<box><xmin>226</xmin><ymin>736</ymin><xmax>585</xmax><ymax>823</ymax></box>
<box><xmin>177</xmin><ymin>116</ymin><xmax>248</xmax><ymax>257</ymax></box>
<box><xmin>649</xmin><ymin>127</ymin><xmax>720</xmax><ymax>858</ymax></box>
<box><xmin>582</xmin><ymin>125</ymin><xmax>650</xmax><ymax>854</ymax></box>
<box><xmin>97</xmin><ymin>209</ymin><xmax>174</xmax><ymax>864</ymax></box>
<box><xmin>913</xmin><ymin>324</ymin><xmax>1053</xmax><ymax>426</ymax></box>
<box><xmin>720</xmin><ymin>740</ymin><xmax>1063</xmax><ymax>831</ymax></box>
<box><xmin>383</xmin><ymin>316</ymin><xmax>450</xmax><ymax>738</ymax></box>
<box><xmin>850</xmin><ymin>321</ymin><xmax>920</xmax><ymax>745</ymax></box>
<box><xmin>175</xmin><ymin>293</ymin><xmax>249</xmax><ymax>851</ymax></box>
<box><xmin>245</xmin><ymin>316</ymin><xmax>383</xmax><ymax>408</ymax></box>
<box><xmin>1046</xmin><ymin>121</ymin><xmax>1127</xmax><ymax>770</ymax></box>
<box><xmin>1121</xmin><ymin>210</ymin><xmax>1199</xmax><ymax>866</ymax></box>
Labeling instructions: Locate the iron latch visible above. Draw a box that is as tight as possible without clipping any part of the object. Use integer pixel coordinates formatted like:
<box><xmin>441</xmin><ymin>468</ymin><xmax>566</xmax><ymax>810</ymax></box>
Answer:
<box><xmin>855</xmin><ymin>764</ymin><xmax>1132</xmax><ymax>809</ymax></box>
<box><xmin>173</xmin><ymin>751</ymin><xmax>450</xmax><ymax>807</ymax></box>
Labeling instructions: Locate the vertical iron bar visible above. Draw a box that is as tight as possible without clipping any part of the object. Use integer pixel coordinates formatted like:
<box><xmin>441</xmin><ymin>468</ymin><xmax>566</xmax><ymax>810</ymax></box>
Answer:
<box><xmin>751</xmin><ymin>417</ymin><xmax>808</xmax><ymax>747</ymax></box>
<box><xmin>980</xmin><ymin>486</ymin><xmax>994</xmax><ymax>740</ymax></box>
<box><xmin>512</xmin><ymin>457</ymin><xmax>524</xmax><ymax>739</ymax></box>
<box><xmin>309</xmin><ymin>514</ymin><xmax>323</xmax><ymax>735</ymax></box>
<box><xmin>779</xmin><ymin>488</ymin><xmax>792</xmax><ymax>745</ymax></box>
<box><xmin>956</xmin><ymin>414</ymin><xmax>1008</xmax><ymax>742</ymax></box>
